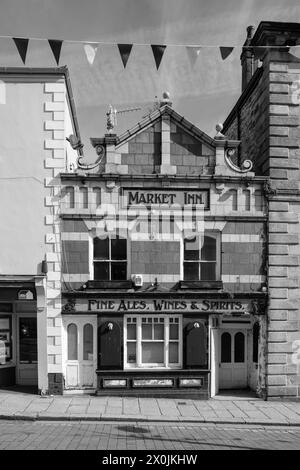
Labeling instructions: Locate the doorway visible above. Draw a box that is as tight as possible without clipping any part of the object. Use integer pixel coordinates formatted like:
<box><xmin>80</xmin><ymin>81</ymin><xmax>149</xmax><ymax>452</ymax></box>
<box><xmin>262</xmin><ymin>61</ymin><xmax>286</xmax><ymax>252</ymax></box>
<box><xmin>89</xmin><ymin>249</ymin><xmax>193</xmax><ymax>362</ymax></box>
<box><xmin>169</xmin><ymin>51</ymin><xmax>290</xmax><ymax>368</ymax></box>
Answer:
<box><xmin>219</xmin><ymin>329</ymin><xmax>248</xmax><ymax>389</ymax></box>
<box><xmin>17</xmin><ymin>316</ymin><xmax>38</xmax><ymax>386</ymax></box>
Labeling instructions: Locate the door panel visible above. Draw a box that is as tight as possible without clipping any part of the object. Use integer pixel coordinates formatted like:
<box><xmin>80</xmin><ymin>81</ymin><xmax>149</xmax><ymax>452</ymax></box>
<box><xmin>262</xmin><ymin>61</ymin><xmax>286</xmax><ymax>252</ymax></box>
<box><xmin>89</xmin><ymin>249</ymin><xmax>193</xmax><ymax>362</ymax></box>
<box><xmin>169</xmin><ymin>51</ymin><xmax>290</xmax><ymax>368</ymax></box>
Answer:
<box><xmin>219</xmin><ymin>329</ymin><xmax>248</xmax><ymax>389</ymax></box>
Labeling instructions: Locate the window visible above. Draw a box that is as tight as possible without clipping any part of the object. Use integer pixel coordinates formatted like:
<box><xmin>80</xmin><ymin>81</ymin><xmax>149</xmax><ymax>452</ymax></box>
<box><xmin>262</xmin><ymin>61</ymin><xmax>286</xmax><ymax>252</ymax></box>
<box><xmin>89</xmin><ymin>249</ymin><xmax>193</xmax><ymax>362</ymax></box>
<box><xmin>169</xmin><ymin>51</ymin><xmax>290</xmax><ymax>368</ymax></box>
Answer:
<box><xmin>183</xmin><ymin>233</ymin><xmax>220</xmax><ymax>281</ymax></box>
<box><xmin>0</xmin><ymin>316</ymin><xmax>12</xmax><ymax>364</ymax></box>
<box><xmin>124</xmin><ymin>315</ymin><xmax>181</xmax><ymax>369</ymax></box>
<box><xmin>83</xmin><ymin>324</ymin><xmax>93</xmax><ymax>360</ymax></box>
<box><xmin>67</xmin><ymin>323</ymin><xmax>78</xmax><ymax>360</ymax></box>
<box><xmin>93</xmin><ymin>236</ymin><xmax>127</xmax><ymax>280</ymax></box>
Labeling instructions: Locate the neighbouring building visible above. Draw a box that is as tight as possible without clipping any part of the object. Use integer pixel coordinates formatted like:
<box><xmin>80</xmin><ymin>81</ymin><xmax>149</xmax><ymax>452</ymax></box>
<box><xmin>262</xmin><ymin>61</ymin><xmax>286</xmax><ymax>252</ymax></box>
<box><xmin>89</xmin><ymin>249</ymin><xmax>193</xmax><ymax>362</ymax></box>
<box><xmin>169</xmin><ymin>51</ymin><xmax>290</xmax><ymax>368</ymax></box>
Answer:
<box><xmin>223</xmin><ymin>21</ymin><xmax>300</xmax><ymax>399</ymax></box>
<box><xmin>0</xmin><ymin>67</ymin><xmax>79</xmax><ymax>392</ymax></box>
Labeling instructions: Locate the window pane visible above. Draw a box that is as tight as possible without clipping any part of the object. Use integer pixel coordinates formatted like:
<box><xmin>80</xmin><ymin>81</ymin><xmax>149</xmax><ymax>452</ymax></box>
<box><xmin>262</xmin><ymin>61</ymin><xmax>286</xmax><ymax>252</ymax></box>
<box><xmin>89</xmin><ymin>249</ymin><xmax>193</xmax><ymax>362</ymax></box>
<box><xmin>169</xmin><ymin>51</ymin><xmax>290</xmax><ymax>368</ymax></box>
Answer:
<box><xmin>19</xmin><ymin>318</ymin><xmax>37</xmax><ymax>363</ymax></box>
<box><xmin>154</xmin><ymin>323</ymin><xmax>164</xmax><ymax>340</ymax></box>
<box><xmin>68</xmin><ymin>323</ymin><xmax>78</xmax><ymax>360</ymax></box>
<box><xmin>200</xmin><ymin>262</ymin><xmax>216</xmax><ymax>280</ymax></box>
<box><xmin>234</xmin><ymin>332</ymin><xmax>245</xmax><ymax>363</ymax></box>
<box><xmin>184</xmin><ymin>262</ymin><xmax>199</xmax><ymax>280</ymax></box>
<box><xmin>169</xmin><ymin>342</ymin><xmax>179</xmax><ymax>363</ymax></box>
<box><xmin>111</xmin><ymin>262</ymin><xmax>127</xmax><ymax>280</ymax></box>
<box><xmin>221</xmin><ymin>332</ymin><xmax>231</xmax><ymax>363</ymax></box>
<box><xmin>94</xmin><ymin>237</ymin><xmax>109</xmax><ymax>260</ymax></box>
<box><xmin>94</xmin><ymin>262</ymin><xmax>109</xmax><ymax>280</ymax></box>
<box><xmin>127</xmin><ymin>324</ymin><xmax>136</xmax><ymax>340</ymax></box>
<box><xmin>111</xmin><ymin>238</ymin><xmax>127</xmax><ymax>260</ymax></box>
<box><xmin>127</xmin><ymin>342</ymin><xmax>136</xmax><ymax>363</ymax></box>
<box><xmin>142</xmin><ymin>323</ymin><xmax>152</xmax><ymax>340</ymax></box>
<box><xmin>201</xmin><ymin>236</ymin><xmax>216</xmax><ymax>261</ymax></box>
<box><xmin>184</xmin><ymin>237</ymin><xmax>200</xmax><ymax>260</ymax></box>
<box><xmin>142</xmin><ymin>342</ymin><xmax>164</xmax><ymax>363</ymax></box>
<box><xmin>83</xmin><ymin>324</ymin><xmax>93</xmax><ymax>360</ymax></box>
<box><xmin>170</xmin><ymin>323</ymin><xmax>179</xmax><ymax>340</ymax></box>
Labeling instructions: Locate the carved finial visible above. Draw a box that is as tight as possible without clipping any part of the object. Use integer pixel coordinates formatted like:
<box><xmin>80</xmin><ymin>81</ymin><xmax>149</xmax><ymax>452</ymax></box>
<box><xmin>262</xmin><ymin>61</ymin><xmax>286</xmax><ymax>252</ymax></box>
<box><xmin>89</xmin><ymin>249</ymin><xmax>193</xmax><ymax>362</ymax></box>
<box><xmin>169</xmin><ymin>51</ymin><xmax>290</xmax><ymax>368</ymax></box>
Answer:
<box><xmin>106</xmin><ymin>104</ymin><xmax>117</xmax><ymax>133</ymax></box>
<box><xmin>160</xmin><ymin>91</ymin><xmax>172</xmax><ymax>107</ymax></box>
<box><xmin>66</xmin><ymin>134</ymin><xmax>84</xmax><ymax>151</ymax></box>
<box><xmin>214</xmin><ymin>123</ymin><xmax>225</xmax><ymax>139</ymax></box>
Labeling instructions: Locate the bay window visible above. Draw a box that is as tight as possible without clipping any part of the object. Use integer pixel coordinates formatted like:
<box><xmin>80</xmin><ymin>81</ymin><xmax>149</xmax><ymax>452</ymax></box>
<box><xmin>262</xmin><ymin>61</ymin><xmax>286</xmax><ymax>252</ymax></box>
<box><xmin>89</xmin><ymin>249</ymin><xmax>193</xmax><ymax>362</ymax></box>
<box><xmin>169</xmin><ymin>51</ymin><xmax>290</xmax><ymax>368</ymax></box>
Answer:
<box><xmin>124</xmin><ymin>315</ymin><xmax>181</xmax><ymax>369</ymax></box>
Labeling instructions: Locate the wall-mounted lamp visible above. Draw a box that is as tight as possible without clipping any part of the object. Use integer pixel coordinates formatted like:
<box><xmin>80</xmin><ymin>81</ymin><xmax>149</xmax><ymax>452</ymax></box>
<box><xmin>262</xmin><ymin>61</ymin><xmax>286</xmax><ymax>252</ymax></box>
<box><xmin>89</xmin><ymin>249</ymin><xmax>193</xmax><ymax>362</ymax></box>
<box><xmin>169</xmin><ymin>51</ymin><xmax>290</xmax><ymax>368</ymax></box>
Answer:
<box><xmin>107</xmin><ymin>322</ymin><xmax>114</xmax><ymax>331</ymax></box>
<box><xmin>193</xmin><ymin>322</ymin><xmax>200</xmax><ymax>329</ymax></box>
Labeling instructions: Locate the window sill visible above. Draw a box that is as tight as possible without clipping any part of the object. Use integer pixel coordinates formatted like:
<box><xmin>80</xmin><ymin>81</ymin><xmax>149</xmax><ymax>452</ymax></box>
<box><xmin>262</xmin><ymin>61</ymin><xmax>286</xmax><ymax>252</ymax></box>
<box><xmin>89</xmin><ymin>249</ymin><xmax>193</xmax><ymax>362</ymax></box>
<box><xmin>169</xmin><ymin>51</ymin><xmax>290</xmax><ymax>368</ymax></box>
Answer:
<box><xmin>83</xmin><ymin>280</ymin><xmax>133</xmax><ymax>289</ymax></box>
<box><xmin>179</xmin><ymin>280</ymin><xmax>223</xmax><ymax>290</ymax></box>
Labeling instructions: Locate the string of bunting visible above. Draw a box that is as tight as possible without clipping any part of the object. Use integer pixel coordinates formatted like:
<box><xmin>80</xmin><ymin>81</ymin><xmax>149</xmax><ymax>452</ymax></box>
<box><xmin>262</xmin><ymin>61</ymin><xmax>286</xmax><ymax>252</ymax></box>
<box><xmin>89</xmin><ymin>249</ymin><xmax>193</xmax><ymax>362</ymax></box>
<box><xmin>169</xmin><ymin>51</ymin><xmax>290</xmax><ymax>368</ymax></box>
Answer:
<box><xmin>8</xmin><ymin>36</ymin><xmax>300</xmax><ymax>69</ymax></box>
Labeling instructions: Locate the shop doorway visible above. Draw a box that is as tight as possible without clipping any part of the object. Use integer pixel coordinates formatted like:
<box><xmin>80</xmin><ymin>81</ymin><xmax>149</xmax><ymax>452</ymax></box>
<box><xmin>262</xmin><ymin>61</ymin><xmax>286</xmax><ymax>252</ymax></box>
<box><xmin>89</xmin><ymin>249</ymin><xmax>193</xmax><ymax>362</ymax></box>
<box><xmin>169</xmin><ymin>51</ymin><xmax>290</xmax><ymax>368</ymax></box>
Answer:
<box><xmin>98</xmin><ymin>321</ymin><xmax>121</xmax><ymax>369</ymax></box>
<box><xmin>219</xmin><ymin>329</ymin><xmax>248</xmax><ymax>389</ymax></box>
<box><xmin>16</xmin><ymin>317</ymin><xmax>38</xmax><ymax>386</ymax></box>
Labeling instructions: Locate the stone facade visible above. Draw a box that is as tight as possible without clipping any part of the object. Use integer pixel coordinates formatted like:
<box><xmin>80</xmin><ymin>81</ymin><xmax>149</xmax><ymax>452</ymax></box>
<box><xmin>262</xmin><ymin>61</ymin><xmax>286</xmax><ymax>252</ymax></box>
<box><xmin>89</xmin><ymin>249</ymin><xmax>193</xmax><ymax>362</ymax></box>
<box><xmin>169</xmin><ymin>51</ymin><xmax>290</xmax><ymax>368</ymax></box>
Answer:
<box><xmin>223</xmin><ymin>21</ymin><xmax>300</xmax><ymax>399</ymax></box>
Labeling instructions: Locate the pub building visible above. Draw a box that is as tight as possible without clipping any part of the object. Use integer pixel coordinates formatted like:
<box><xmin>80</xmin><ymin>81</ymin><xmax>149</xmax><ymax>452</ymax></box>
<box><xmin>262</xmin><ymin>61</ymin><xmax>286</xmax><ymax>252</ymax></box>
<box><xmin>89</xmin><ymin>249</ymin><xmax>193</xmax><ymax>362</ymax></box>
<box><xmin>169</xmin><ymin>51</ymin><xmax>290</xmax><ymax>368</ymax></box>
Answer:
<box><xmin>60</xmin><ymin>93</ymin><xmax>268</xmax><ymax>398</ymax></box>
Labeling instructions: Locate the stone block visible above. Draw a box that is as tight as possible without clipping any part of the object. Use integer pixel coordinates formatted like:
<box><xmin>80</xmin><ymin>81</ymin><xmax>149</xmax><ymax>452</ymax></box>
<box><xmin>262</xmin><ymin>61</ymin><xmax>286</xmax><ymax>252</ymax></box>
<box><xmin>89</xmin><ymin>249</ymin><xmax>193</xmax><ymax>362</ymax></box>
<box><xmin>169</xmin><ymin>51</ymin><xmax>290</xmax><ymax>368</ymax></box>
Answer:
<box><xmin>269</xmin><ymin>255</ymin><xmax>299</xmax><ymax>266</ymax></box>
<box><xmin>268</xmin><ymin>310</ymin><xmax>288</xmax><ymax>320</ymax></box>
<box><xmin>267</xmin><ymin>354</ymin><xmax>287</xmax><ymax>364</ymax></box>
<box><xmin>268</xmin><ymin>223</ymin><xmax>288</xmax><ymax>233</ymax></box>
<box><xmin>268</xmin><ymin>245</ymin><xmax>289</xmax><ymax>255</ymax></box>
<box><xmin>268</xmin><ymin>342</ymin><xmax>293</xmax><ymax>353</ymax></box>
<box><xmin>269</xmin><ymin>105</ymin><xmax>289</xmax><ymax>115</ymax></box>
<box><xmin>267</xmin><ymin>375</ymin><xmax>286</xmax><ymax>386</ymax></box>
<box><xmin>269</xmin><ymin>147</ymin><xmax>289</xmax><ymax>157</ymax></box>
<box><xmin>269</xmin><ymin>234</ymin><xmax>298</xmax><ymax>244</ymax></box>
<box><xmin>269</xmin><ymin>288</ymin><xmax>288</xmax><ymax>299</ymax></box>
<box><xmin>45</xmin><ymin>101</ymin><xmax>65</xmax><ymax>112</ymax></box>
<box><xmin>45</xmin><ymin>83</ymin><xmax>65</xmax><ymax>93</ymax></box>
<box><xmin>267</xmin><ymin>386</ymin><xmax>298</xmax><ymax>397</ymax></box>
<box><xmin>45</xmin><ymin>120</ymin><xmax>64</xmax><ymax>130</ymax></box>
<box><xmin>268</xmin><ymin>332</ymin><xmax>287</xmax><ymax>342</ymax></box>
<box><xmin>270</xmin><ymin>169</ymin><xmax>288</xmax><ymax>179</ymax></box>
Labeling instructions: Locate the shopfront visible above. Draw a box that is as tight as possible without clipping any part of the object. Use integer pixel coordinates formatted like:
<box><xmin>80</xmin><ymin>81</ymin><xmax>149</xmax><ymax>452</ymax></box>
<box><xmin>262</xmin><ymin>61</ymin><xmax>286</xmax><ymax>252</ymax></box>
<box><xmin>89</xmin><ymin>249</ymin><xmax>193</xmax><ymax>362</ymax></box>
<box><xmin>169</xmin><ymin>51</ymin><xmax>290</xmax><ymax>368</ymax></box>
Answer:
<box><xmin>0</xmin><ymin>283</ymin><xmax>38</xmax><ymax>387</ymax></box>
<box><xmin>61</xmin><ymin>293</ymin><xmax>266</xmax><ymax>398</ymax></box>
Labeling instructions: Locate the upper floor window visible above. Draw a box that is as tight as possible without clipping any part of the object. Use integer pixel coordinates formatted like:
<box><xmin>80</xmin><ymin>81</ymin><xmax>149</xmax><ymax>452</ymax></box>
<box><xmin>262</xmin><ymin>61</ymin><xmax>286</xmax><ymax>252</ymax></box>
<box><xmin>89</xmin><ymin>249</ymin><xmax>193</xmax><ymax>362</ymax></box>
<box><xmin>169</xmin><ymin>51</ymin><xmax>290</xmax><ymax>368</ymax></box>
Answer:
<box><xmin>183</xmin><ymin>233</ymin><xmax>220</xmax><ymax>281</ymax></box>
<box><xmin>93</xmin><ymin>236</ymin><xmax>127</xmax><ymax>280</ymax></box>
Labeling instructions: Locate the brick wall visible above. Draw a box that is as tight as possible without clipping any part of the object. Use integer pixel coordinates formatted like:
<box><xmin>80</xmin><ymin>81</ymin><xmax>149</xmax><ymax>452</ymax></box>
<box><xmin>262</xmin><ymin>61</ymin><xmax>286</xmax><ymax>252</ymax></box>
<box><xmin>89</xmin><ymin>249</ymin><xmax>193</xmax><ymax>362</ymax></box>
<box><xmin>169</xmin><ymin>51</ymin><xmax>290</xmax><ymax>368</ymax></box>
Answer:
<box><xmin>224</xmin><ymin>68</ymin><xmax>269</xmax><ymax>174</ymax></box>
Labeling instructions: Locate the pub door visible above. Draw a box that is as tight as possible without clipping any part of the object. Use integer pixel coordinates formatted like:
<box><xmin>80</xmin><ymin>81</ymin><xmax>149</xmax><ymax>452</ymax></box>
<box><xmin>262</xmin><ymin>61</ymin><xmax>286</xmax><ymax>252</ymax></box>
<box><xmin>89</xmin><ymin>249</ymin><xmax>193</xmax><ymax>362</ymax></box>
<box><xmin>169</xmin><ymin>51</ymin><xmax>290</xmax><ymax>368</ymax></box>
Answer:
<box><xmin>219</xmin><ymin>329</ymin><xmax>248</xmax><ymax>389</ymax></box>
<box><xmin>98</xmin><ymin>321</ymin><xmax>121</xmax><ymax>369</ymax></box>
<box><xmin>63</xmin><ymin>317</ymin><xmax>97</xmax><ymax>389</ymax></box>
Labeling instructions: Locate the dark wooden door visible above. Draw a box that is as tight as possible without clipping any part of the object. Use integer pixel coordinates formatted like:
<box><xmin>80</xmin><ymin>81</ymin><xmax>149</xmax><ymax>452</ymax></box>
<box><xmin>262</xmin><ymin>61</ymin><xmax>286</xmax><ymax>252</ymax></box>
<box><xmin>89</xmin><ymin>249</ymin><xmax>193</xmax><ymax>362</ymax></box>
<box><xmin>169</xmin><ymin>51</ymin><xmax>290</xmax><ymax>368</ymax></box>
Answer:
<box><xmin>98</xmin><ymin>322</ymin><xmax>121</xmax><ymax>369</ymax></box>
<box><xmin>184</xmin><ymin>322</ymin><xmax>207</xmax><ymax>368</ymax></box>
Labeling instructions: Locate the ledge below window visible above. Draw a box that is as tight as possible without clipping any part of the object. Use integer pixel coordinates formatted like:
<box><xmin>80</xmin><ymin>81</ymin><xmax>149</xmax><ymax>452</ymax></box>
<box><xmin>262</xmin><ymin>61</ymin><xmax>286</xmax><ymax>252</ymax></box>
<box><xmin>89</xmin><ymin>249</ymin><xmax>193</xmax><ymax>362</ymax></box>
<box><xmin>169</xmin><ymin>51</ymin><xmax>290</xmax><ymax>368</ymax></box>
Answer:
<box><xmin>82</xmin><ymin>280</ymin><xmax>133</xmax><ymax>290</ymax></box>
<box><xmin>179</xmin><ymin>280</ymin><xmax>223</xmax><ymax>290</ymax></box>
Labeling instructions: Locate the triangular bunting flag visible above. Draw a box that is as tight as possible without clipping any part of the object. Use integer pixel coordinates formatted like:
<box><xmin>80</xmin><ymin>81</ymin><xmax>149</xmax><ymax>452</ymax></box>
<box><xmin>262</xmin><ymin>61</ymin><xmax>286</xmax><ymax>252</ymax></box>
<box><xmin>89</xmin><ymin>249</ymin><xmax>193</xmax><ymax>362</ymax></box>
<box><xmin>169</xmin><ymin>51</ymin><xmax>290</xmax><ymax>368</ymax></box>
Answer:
<box><xmin>289</xmin><ymin>45</ymin><xmax>300</xmax><ymax>59</ymax></box>
<box><xmin>118</xmin><ymin>44</ymin><xmax>133</xmax><ymax>68</ymax></box>
<box><xmin>186</xmin><ymin>46</ymin><xmax>202</xmax><ymax>67</ymax></box>
<box><xmin>13</xmin><ymin>38</ymin><xmax>29</xmax><ymax>64</ymax></box>
<box><xmin>220</xmin><ymin>46</ymin><xmax>234</xmax><ymax>60</ymax></box>
<box><xmin>48</xmin><ymin>39</ymin><xmax>63</xmax><ymax>65</ymax></box>
<box><xmin>151</xmin><ymin>45</ymin><xmax>166</xmax><ymax>70</ymax></box>
<box><xmin>84</xmin><ymin>43</ymin><xmax>99</xmax><ymax>65</ymax></box>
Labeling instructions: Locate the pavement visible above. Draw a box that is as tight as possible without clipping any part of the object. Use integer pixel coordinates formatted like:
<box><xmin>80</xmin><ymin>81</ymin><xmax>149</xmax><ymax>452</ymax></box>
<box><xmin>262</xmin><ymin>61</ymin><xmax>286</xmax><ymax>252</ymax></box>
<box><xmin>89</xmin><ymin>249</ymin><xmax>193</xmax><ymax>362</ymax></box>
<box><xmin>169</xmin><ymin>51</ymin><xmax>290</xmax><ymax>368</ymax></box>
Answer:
<box><xmin>1</xmin><ymin>389</ymin><xmax>300</xmax><ymax>426</ymax></box>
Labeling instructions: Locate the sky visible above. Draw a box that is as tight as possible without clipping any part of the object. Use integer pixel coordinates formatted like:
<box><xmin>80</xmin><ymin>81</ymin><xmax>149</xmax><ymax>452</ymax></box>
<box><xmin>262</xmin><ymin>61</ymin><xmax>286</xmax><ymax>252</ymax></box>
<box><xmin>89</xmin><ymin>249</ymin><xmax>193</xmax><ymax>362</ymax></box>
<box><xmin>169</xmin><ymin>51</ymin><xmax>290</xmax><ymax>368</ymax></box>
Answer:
<box><xmin>0</xmin><ymin>0</ymin><xmax>300</xmax><ymax>161</ymax></box>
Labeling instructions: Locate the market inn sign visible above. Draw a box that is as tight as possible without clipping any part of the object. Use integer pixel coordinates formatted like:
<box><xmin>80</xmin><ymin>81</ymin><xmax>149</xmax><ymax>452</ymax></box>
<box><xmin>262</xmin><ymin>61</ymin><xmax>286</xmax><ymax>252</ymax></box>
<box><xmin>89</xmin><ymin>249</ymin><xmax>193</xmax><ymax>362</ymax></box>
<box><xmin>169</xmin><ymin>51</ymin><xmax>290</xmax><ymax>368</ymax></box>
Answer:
<box><xmin>122</xmin><ymin>188</ymin><xmax>210</xmax><ymax>209</ymax></box>
<box><xmin>62</xmin><ymin>298</ymin><xmax>264</xmax><ymax>314</ymax></box>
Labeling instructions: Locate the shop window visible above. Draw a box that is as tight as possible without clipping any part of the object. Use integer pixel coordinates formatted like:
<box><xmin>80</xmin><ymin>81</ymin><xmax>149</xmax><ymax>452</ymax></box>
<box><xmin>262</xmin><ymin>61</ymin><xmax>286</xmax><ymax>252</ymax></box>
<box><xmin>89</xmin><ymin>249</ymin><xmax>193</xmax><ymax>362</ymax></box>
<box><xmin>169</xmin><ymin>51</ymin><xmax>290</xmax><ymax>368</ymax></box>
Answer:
<box><xmin>63</xmin><ymin>186</ymin><xmax>75</xmax><ymax>209</ymax></box>
<box><xmin>124</xmin><ymin>316</ymin><xmax>181</xmax><ymax>369</ymax></box>
<box><xmin>83</xmin><ymin>324</ymin><xmax>93</xmax><ymax>360</ymax></box>
<box><xmin>253</xmin><ymin>322</ymin><xmax>260</xmax><ymax>363</ymax></box>
<box><xmin>221</xmin><ymin>332</ymin><xmax>231</xmax><ymax>363</ymax></box>
<box><xmin>67</xmin><ymin>323</ymin><xmax>78</xmax><ymax>360</ymax></box>
<box><xmin>79</xmin><ymin>187</ymin><xmax>88</xmax><ymax>208</ymax></box>
<box><xmin>19</xmin><ymin>318</ymin><xmax>37</xmax><ymax>363</ymax></box>
<box><xmin>93</xmin><ymin>236</ymin><xmax>127</xmax><ymax>280</ymax></box>
<box><xmin>234</xmin><ymin>332</ymin><xmax>245</xmax><ymax>363</ymax></box>
<box><xmin>183</xmin><ymin>233</ymin><xmax>220</xmax><ymax>281</ymax></box>
<box><xmin>0</xmin><ymin>316</ymin><xmax>12</xmax><ymax>364</ymax></box>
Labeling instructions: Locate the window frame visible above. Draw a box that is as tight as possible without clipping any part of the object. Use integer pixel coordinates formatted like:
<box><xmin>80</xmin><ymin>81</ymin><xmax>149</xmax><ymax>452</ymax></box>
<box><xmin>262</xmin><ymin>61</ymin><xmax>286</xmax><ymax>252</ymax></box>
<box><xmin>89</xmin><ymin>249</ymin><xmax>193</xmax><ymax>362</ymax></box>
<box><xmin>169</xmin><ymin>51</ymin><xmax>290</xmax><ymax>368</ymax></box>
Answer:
<box><xmin>183</xmin><ymin>231</ymin><xmax>221</xmax><ymax>281</ymax></box>
<box><xmin>91</xmin><ymin>235</ymin><xmax>129</xmax><ymax>281</ymax></box>
<box><xmin>124</xmin><ymin>314</ymin><xmax>182</xmax><ymax>370</ymax></box>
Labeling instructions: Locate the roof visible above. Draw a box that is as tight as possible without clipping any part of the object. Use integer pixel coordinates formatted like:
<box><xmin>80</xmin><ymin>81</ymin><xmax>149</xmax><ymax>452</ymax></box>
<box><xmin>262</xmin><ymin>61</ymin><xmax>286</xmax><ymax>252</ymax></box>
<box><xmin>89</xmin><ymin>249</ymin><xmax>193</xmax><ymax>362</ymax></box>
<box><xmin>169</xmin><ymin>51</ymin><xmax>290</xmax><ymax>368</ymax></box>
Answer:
<box><xmin>91</xmin><ymin>103</ymin><xmax>216</xmax><ymax>149</ymax></box>
<box><xmin>0</xmin><ymin>66</ymin><xmax>81</xmax><ymax>145</ymax></box>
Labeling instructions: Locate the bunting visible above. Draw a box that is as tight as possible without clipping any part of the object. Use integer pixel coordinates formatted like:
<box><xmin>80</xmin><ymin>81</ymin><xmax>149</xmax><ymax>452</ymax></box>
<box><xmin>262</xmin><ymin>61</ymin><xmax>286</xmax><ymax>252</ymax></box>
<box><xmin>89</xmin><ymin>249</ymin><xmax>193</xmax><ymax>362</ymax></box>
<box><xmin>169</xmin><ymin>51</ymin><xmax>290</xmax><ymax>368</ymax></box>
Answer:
<box><xmin>151</xmin><ymin>45</ymin><xmax>166</xmax><ymax>70</ymax></box>
<box><xmin>118</xmin><ymin>44</ymin><xmax>133</xmax><ymax>68</ymax></box>
<box><xmin>84</xmin><ymin>43</ymin><xmax>99</xmax><ymax>65</ymax></box>
<box><xmin>186</xmin><ymin>46</ymin><xmax>201</xmax><ymax>67</ymax></box>
<box><xmin>48</xmin><ymin>39</ymin><xmax>63</xmax><ymax>65</ymax></box>
<box><xmin>219</xmin><ymin>46</ymin><xmax>234</xmax><ymax>60</ymax></box>
<box><xmin>13</xmin><ymin>37</ymin><xmax>29</xmax><ymax>64</ymax></box>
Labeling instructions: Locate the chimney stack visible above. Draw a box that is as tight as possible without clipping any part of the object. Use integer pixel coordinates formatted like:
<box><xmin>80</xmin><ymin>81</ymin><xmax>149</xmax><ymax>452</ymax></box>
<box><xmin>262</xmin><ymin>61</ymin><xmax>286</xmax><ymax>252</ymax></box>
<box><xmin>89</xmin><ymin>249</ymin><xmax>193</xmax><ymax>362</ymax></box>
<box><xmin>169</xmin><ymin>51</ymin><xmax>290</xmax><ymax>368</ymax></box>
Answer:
<box><xmin>241</xmin><ymin>25</ymin><xmax>255</xmax><ymax>92</ymax></box>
